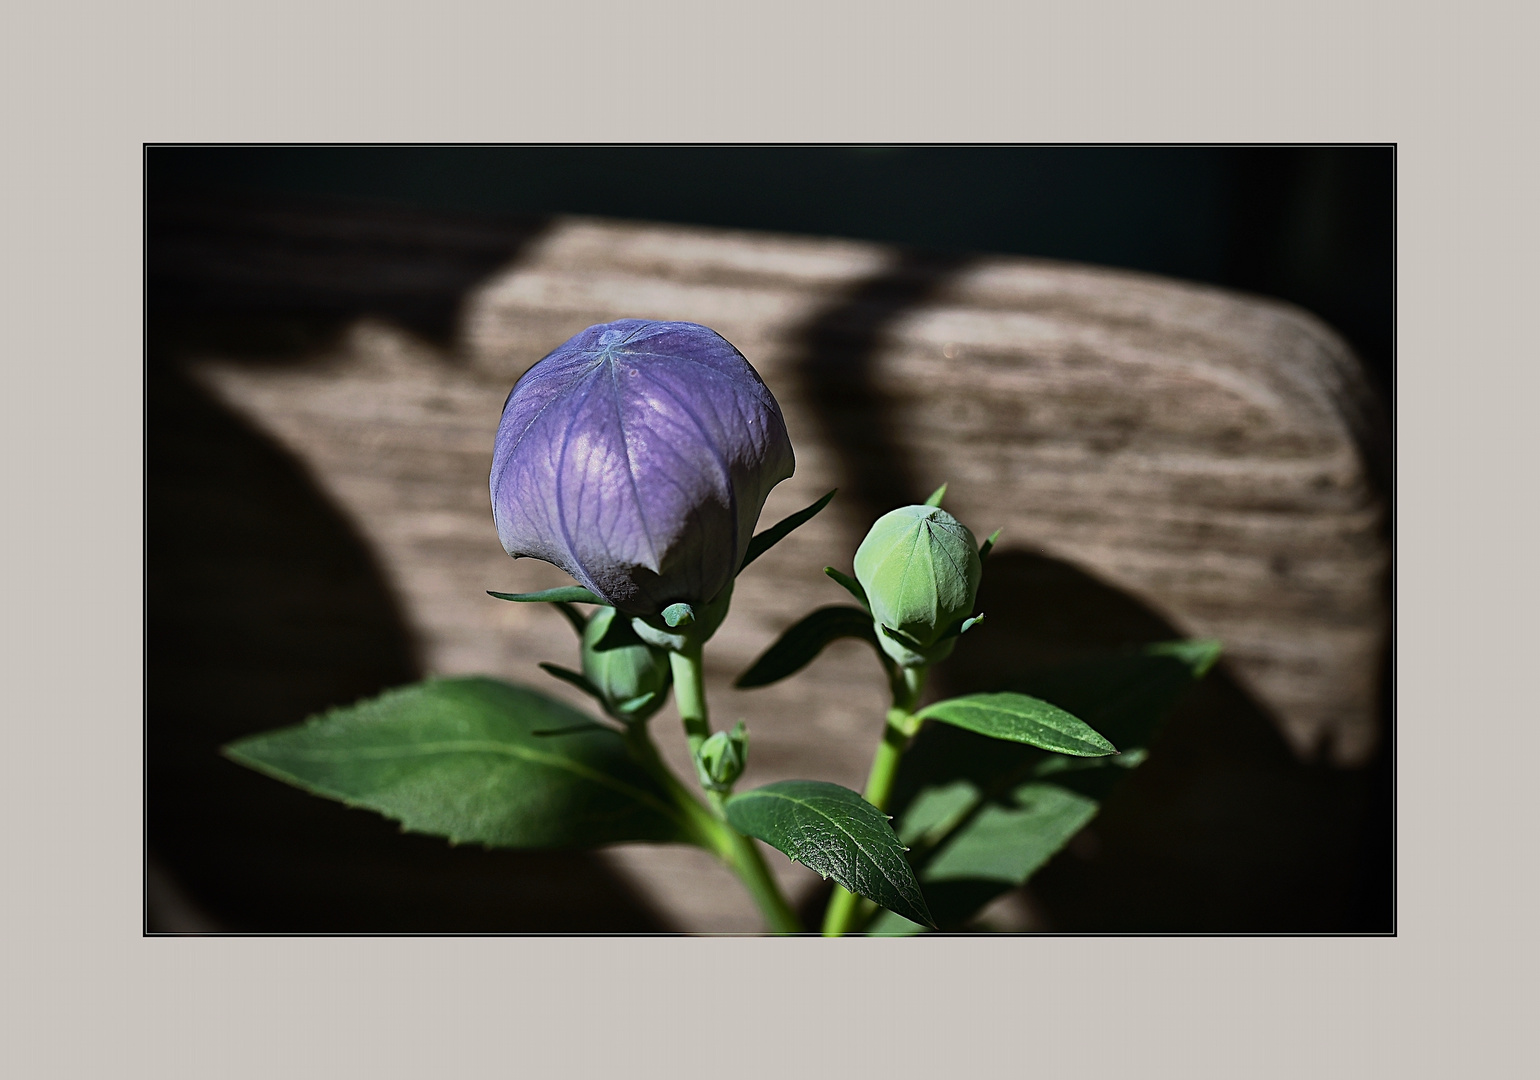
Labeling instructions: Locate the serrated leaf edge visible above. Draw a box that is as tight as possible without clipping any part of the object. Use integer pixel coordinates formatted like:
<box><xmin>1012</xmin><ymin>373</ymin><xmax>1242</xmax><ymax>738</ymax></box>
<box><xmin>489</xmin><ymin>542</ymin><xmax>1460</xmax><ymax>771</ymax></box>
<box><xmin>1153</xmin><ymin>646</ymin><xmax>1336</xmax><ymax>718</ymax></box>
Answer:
<box><xmin>739</xmin><ymin>489</ymin><xmax>837</xmax><ymax>573</ymax></box>
<box><xmin>223</xmin><ymin>731</ymin><xmax>687</xmax><ymax>838</ymax></box>
<box><xmin>728</xmin><ymin>784</ymin><xmax>934</xmax><ymax>927</ymax></box>
<box><xmin>915</xmin><ymin>693</ymin><xmax>1118</xmax><ymax>756</ymax></box>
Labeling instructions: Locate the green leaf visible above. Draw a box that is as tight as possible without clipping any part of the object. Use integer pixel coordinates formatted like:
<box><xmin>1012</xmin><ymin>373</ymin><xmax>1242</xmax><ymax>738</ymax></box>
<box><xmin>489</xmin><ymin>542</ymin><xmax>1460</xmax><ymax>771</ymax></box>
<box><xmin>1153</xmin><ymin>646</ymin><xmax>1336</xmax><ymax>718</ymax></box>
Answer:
<box><xmin>924</xmin><ymin>483</ymin><xmax>948</xmax><ymax>507</ymax></box>
<box><xmin>739</xmin><ymin>489</ymin><xmax>837</xmax><ymax>573</ymax></box>
<box><xmin>916</xmin><ymin>692</ymin><xmax>1117</xmax><ymax>757</ymax></box>
<box><xmin>866</xmin><ymin>780</ymin><xmax>1099</xmax><ymax>935</ymax></box>
<box><xmin>1149</xmin><ymin>638</ymin><xmax>1223</xmax><ymax>678</ymax></box>
<box><xmin>223</xmin><ymin>677</ymin><xmax>688</xmax><ymax>849</ymax></box>
<box><xmin>866</xmin><ymin>913</ymin><xmax>928</xmax><ymax>936</ymax></box>
<box><xmin>1002</xmin><ymin>639</ymin><xmax>1222</xmax><ymax>756</ymax></box>
<box><xmin>871</xmin><ymin>640</ymin><xmax>1221</xmax><ymax>932</ymax></box>
<box><xmin>488</xmin><ymin>586</ymin><xmax>608</xmax><ymax>605</ymax></box>
<box><xmin>868</xmin><ymin>879</ymin><xmax>1041</xmax><ymax>936</ymax></box>
<box><xmin>920</xmin><ymin>781</ymin><xmax>1098</xmax><ymax>882</ymax></box>
<box><xmin>735</xmin><ymin>605</ymin><xmax>886</xmax><ymax>688</ymax></box>
<box><xmin>978</xmin><ymin>528</ymin><xmax>1001</xmax><ymax>561</ymax></box>
<box><xmin>725</xmin><ymin>780</ymin><xmax>934</xmax><ymax>927</ymax></box>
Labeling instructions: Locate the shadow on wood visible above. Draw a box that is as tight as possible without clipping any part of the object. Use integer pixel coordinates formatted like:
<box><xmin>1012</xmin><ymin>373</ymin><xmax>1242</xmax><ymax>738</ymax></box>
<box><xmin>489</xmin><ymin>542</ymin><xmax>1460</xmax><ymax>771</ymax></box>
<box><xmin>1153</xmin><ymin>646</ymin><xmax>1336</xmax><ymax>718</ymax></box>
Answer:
<box><xmin>789</xmin><ymin>249</ymin><xmax>979</xmax><ymax>521</ymax></box>
<box><xmin>929</xmin><ymin>550</ymin><xmax>1392</xmax><ymax>932</ymax></box>
<box><xmin>146</xmin><ymin>208</ymin><xmax>679</xmax><ymax>930</ymax></box>
<box><xmin>147</xmin><ymin>192</ymin><xmax>1391</xmax><ymax>932</ymax></box>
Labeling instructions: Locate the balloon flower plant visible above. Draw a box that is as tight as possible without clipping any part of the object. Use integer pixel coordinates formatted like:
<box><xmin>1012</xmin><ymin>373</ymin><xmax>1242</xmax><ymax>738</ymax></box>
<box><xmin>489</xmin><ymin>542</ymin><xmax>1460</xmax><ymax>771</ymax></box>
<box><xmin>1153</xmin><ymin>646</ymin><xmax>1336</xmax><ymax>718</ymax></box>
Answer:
<box><xmin>227</xmin><ymin>319</ymin><xmax>1221</xmax><ymax>934</ymax></box>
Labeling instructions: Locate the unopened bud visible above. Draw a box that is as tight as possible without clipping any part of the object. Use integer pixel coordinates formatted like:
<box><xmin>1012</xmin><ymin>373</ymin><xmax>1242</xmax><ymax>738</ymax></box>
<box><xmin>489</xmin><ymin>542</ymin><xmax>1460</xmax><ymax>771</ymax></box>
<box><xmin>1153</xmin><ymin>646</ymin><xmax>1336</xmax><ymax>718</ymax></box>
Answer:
<box><xmin>696</xmin><ymin>721</ymin><xmax>749</xmax><ymax>791</ymax></box>
<box><xmin>581</xmin><ymin>605</ymin><xmax>672</xmax><ymax>722</ymax></box>
<box><xmin>853</xmin><ymin>504</ymin><xmax>982</xmax><ymax>668</ymax></box>
<box><xmin>491</xmin><ymin>320</ymin><xmax>794</xmax><ymax>617</ymax></box>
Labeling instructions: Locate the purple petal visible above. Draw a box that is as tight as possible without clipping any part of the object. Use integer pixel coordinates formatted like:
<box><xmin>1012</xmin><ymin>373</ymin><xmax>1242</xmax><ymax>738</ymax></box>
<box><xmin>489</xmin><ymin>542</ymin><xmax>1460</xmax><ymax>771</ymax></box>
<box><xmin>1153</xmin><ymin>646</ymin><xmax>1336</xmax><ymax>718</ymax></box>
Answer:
<box><xmin>491</xmin><ymin>320</ymin><xmax>795</xmax><ymax>615</ymax></box>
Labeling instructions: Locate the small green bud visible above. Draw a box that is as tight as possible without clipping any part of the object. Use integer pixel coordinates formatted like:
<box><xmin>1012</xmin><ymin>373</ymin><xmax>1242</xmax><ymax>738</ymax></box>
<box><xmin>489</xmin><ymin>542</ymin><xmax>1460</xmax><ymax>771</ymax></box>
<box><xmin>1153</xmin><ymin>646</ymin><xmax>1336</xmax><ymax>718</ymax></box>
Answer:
<box><xmin>632</xmin><ymin>581</ymin><xmax>734</xmax><ymax>653</ymax></box>
<box><xmin>853</xmin><ymin>504</ymin><xmax>982</xmax><ymax>668</ymax></box>
<box><xmin>581</xmin><ymin>605</ymin><xmax>672</xmax><ymax>722</ymax></box>
<box><xmin>696</xmin><ymin>721</ymin><xmax>749</xmax><ymax>791</ymax></box>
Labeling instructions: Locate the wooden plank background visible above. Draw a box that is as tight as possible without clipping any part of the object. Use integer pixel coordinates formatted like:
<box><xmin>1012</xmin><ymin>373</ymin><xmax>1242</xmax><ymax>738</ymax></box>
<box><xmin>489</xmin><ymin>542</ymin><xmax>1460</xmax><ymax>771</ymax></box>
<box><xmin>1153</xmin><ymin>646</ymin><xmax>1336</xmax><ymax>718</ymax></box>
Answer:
<box><xmin>149</xmin><ymin>196</ymin><xmax>1390</xmax><ymax>932</ymax></box>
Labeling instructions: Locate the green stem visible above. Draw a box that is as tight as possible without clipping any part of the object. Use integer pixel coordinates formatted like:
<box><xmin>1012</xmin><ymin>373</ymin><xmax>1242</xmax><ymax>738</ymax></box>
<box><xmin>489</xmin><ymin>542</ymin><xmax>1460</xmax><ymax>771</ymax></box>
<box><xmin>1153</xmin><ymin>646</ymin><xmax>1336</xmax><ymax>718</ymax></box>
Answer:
<box><xmin>669</xmin><ymin>645</ymin><xmax>711</xmax><ymax>759</ymax></box>
<box><xmin>822</xmin><ymin>666</ymin><xmax>927</xmax><ymax>937</ymax></box>
<box><xmin>862</xmin><ymin>714</ymin><xmax>911</xmax><ymax>811</ymax></box>
<box><xmin>719</xmin><ymin>817</ymin><xmax>803</xmax><ymax>934</ymax></box>
<box><xmin>647</xmin><ymin>646</ymin><xmax>803</xmax><ymax>934</ymax></box>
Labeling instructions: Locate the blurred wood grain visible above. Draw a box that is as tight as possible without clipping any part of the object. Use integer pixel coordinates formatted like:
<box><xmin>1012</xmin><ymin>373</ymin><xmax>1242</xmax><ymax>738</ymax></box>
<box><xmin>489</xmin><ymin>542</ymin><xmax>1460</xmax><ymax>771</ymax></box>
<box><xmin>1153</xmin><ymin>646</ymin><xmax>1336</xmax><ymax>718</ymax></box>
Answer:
<box><xmin>151</xmin><ymin>196</ymin><xmax>1389</xmax><ymax>932</ymax></box>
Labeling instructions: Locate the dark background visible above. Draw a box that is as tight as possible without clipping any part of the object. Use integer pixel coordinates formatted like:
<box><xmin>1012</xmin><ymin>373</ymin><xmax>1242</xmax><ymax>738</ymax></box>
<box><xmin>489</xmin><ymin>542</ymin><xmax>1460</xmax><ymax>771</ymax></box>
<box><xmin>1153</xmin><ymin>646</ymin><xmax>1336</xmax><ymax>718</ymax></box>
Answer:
<box><xmin>151</xmin><ymin>145</ymin><xmax>1393</xmax><ymax>396</ymax></box>
<box><xmin>147</xmin><ymin>146</ymin><xmax>1393</xmax><ymax>933</ymax></box>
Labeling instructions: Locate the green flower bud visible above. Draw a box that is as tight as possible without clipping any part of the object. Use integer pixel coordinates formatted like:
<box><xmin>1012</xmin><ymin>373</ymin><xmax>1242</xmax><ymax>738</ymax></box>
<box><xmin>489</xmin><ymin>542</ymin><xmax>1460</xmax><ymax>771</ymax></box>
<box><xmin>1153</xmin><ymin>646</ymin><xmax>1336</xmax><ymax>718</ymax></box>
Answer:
<box><xmin>696</xmin><ymin>721</ymin><xmax>749</xmax><ymax>792</ymax></box>
<box><xmin>581</xmin><ymin>605</ymin><xmax>673</xmax><ymax>722</ymax></box>
<box><xmin>853</xmin><ymin>504</ymin><xmax>982</xmax><ymax>668</ymax></box>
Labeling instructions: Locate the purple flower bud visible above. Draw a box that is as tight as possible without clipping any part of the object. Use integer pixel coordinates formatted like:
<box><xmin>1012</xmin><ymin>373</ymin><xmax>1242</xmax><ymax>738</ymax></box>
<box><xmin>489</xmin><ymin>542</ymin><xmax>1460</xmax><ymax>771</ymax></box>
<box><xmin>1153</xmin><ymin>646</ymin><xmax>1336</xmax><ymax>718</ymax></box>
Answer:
<box><xmin>491</xmin><ymin>320</ymin><xmax>795</xmax><ymax>617</ymax></box>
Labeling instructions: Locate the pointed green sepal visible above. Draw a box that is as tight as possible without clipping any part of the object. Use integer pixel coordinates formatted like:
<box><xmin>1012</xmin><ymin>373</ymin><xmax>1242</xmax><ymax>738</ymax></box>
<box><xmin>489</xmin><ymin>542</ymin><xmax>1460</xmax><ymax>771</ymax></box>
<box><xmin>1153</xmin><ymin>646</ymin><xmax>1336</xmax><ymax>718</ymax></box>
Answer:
<box><xmin>538</xmin><ymin>661</ymin><xmax>606</xmax><ymax>703</ymax></box>
<box><xmin>937</xmin><ymin>612</ymin><xmax>985</xmax><ymax>643</ymax></box>
<box><xmin>739</xmin><ymin>489</ymin><xmax>837</xmax><ymax>573</ymax></box>
<box><xmin>880</xmin><ymin>623</ymin><xmax>929</xmax><ymax>652</ymax></box>
<box><xmin>1149</xmin><ymin>638</ymin><xmax>1224</xmax><ymax>677</ymax></box>
<box><xmin>488</xmin><ymin>586</ymin><xmax>609</xmax><ymax>605</ymax></box>
<box><xmin>661</xmin><ymin>602</ymin><xmax>696</xmax><ymax>628</ymax></box>
<box><xmin>614</xmin><ymin>691</ymin><xmax>660</xmax><ymax>717</ymax></box>
<box><xmin>824</xmin><ymin>566</ymin><xmax>870</xmax><ymax>611</ymax></box>
<box><xmin>978</xmin><ymin>528</ymin><xmax>1001</xmax><ymax>561</ymax></box>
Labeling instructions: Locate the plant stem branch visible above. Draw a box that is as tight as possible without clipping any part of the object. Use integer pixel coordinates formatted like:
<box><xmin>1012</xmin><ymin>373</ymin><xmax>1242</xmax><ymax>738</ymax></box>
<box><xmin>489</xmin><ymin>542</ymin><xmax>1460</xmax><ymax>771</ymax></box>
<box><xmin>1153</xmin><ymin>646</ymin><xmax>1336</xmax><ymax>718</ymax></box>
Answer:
<box><xmin>822</xmin><ymin>665</ymin><xmax>927</xmax><ymax>937</ymax></box>
<box><xmin>721</xmin><ymin>825</ymin><xmax>803</xmax><ymax>934</ymax></box>
<box><xmin>669</xmin><ymin>645</ymin><xmax>711</xmax><ymax>759</ymax></box>
<box><xmin>646</xmin><ymin>645</ymin><xmax>803</xmax><ymax>934</ymax></box>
